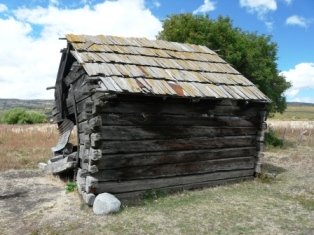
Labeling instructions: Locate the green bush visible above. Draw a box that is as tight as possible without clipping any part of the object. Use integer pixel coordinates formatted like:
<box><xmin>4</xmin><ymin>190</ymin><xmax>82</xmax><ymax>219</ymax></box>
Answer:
<box><xmin>2</xmin><ymin>108</ymin><xmax>47</xmax><ymax>124</ymax></box>
<box><xmin>265</xmin><ymin>129</ymin><xmax>283</xmax><ymax>147</ymax></box>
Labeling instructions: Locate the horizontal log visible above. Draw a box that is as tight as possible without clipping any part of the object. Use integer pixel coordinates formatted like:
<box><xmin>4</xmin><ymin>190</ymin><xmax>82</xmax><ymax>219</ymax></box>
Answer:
<box><xmin>93</xmin><ymin>147</ymin><xmax>257</xmax><ymax>170</ymax></box>
<box><xmin>92</xmin><ymin>113</ymin><xmax>255</xmax><ymax>128</ymax></box>
<box><xmin>90</xmin><ymin>126</ymin><xmax>257</xmax><ymax>141</ymax></box>
<box><xmin>92</xmin><ymin>135</ymin><xmax>256</xmax><ymax>153</ymax></box>
<box><xmin>91</xmin><ymin>156</ymin><xmax>255</xmax><ymax>181</ymax></box>
<box><xmin>92</xmin><ymin>169</ymin><xmax>254</xmax><ymax>194</ymax></box>
<box><xmin>94</xmin><ymin>101</ymin><xmax>245</xmax><ymax>116</ymax></box>
<box><xmin>115</xmin><ymin>177</ymin><xmax>253</xmax><ymax>201</ymax></box>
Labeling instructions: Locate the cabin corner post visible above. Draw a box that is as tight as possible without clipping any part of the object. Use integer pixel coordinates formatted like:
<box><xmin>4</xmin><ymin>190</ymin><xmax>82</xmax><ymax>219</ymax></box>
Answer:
<box><xmin>76</xmin><ymin>92</ymin><xmax>113</xmax><ymax>205</ymax></box>
<box><xmin>255</xmin><ymin>110</ymin><xmax>267</xmax><ymax>175</ymax></box>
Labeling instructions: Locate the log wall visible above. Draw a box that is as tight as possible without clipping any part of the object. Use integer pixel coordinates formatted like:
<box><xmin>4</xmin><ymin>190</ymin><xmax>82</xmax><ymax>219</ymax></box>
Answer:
<box><xmin>74</xmin><ymin>92</ymin><xmax>266</xmax><ymax>202</ymax></box>
<box><xmin>54</xmin><ymin>68</ymin><xmax>266</xmax><ymax>204</ymax></box>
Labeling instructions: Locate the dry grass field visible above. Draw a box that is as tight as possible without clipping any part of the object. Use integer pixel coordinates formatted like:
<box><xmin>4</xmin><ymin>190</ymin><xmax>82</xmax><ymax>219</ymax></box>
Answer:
<box><xmin>271</xmin><ymin>105</ymin><xmax>314</xmax><ymax>121</ymax></box>
<box><xmin>0</xmin><ymin>121</ymin><xmax>313</xmax><ymax>234</ymax></box>
<box><xmin>0</xmin><ymin>124</ymin><xmax>58</xmax><ymax>171</ymax></box>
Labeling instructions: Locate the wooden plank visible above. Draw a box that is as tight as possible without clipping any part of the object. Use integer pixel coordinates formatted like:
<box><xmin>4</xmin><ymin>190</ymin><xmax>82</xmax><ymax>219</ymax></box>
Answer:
<box><xmin>94</xmin><ymin>147</ymin><xmax>257</xmax><ymax>170</ymax></box>
<box><xmin>96</xmin><ymin>113</ymin><xmax>255</xmax><ymax>127</ymax></box>
<box><xmin>92</xmin><ymin>126</ymin><xmax>257</xmax><ymax>141</ymax></box>
<box><xmin>115</xmin><ymin>177</ymin><xmax>253</xmax><ymax>200</ymax></box>
<box><xmin>93</xmin><ymin>169</ymin><xmax>254</xmax><ymax>194</ymax></box>
<box><xmin>91</xmin><ymin>156</ymin><xmax>255</xmax><ymax>181</ymax></box>
<box><xmin>96</xmin><ymin>101</ymin><xmax>243</xmax><ymax>116</ymax></box>
<box><xmin>92</xmin><ymin>135</ymin><xmax>256</xmax><ymax>153</ymax></box>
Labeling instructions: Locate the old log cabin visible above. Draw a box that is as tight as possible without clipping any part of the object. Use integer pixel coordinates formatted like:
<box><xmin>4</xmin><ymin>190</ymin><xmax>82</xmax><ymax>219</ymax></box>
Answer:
<box><xmin>49</xmin><ymin>34</ymin><xmax>270</xmax><ymax>205</ymax></box>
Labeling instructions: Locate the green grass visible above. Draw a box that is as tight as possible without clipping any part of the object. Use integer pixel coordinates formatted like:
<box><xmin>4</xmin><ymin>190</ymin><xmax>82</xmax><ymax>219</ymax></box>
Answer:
<box><xmin>271</xmin><ymin>105</ymin><xmax>314</xmax><ymax>120</ymax></box>
<box><xmin>65</xmin><ymin>181</ymin><xmax>77</xmax><ymax>193</ymax></box>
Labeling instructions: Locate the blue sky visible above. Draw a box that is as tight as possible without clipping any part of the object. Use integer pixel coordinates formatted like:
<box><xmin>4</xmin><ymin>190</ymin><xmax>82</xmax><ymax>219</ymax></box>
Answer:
<box><xmin>0</xmin><ymin>0</ymin><xmax>313</xmax><ymax>103</ymax></box>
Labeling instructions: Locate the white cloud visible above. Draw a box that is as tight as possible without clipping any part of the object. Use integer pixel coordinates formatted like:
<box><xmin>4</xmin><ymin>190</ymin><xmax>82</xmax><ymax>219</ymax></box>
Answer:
<box><xmin>0</xmin><ymin>0</ymin><xmax>162</xmax><ymax>99</ymax></box>
<box><xmin>281</xmin><ymin>63</ymin><xmax>314</xmax><ymax>100</ymax></box>
<box><xmin>286</xmin><ymin>15</ymin><xmax>312</xmax><ymax>28</ymax></box>
<box><xmin>153</xmin><ymin>0</ymin><xmax>161</xmax><ymax>8</ymax></box>
<box><xmin>240</xmin><ymin>0</ymin><xmax>277</xmax><ymax>13</ymax></box>
<box><xmin>193</xmin><ymin>0</ymin><xmax>216</xmax><ymax>15</ymax></box>
<box><xmin>239</xmin><ymin>0</ymin><xmax>276</xmax><ymax>30</ymax></box>
<box><xmin>283</xmin><ymin>0</ymin><xmax>293</xmax><ymax>5</ymax></box>
<box><xmin>0</xmin><ymin>3</ymin><xmax>8</xmax><ymax>13</ymax></box>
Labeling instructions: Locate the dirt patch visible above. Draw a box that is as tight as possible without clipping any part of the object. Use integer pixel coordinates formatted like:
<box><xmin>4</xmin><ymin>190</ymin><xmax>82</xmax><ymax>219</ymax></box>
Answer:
<box><xmin>0</xmin><ymin>169</ymin><xmax>74</xmax><ymax>234</ymax></box>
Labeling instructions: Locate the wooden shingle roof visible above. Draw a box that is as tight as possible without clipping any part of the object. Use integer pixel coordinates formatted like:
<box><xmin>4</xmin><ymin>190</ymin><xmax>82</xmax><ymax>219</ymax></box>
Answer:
<box><xmin>66</xmin><ymin>34</ymin><xmax>270</xmax><ymax>102</ymax></box>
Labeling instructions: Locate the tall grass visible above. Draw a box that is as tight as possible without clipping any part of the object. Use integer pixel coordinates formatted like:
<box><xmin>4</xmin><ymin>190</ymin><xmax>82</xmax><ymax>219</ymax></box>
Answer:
<box><xmin>0</xmin><ymin>124</ymin><xmax>58</xmax><ymax>171</ymax></box>
<box><xmin>267</xmin><ymin>120</ymin><xmax>314</xmax><ymax>147</ymax></box>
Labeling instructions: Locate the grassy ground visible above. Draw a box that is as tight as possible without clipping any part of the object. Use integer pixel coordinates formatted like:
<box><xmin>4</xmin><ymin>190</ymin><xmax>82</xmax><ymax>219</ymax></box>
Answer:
<box><xmin>271</xmin><ymin>105</ymin><xmax>314</xmax><ymax>121</ymax></box>
<box><xmin>0</xmin><ymin>122</ymin><xmax>313</xmax><ymax>234</ymax></box>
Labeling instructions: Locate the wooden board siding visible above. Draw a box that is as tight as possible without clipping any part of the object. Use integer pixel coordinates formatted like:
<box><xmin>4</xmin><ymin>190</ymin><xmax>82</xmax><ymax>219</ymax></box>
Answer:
<box><xmin>73</xmin><ymin>92</ymin><xmax>264</xmax><ymax>200</ymax></box>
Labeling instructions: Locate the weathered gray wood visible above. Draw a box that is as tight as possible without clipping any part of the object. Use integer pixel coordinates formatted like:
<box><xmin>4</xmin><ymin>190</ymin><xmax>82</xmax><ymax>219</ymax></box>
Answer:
<box><xmin>78</xmin><ymin>111</ymin><xmax>93</xmax><ymax>123</ymax></box>
<box><xmin>94</xmin><ymin>169</ymin><xmax>254</xmax><ymax>197</ymax></box>
<box><xmin>94</xmin><ymin>101</ymin><xmax>246</xmax><ymax>116</ymax></box>
<box><xmin>93</xmin><ymin>147</ymin><xmax>257</xmax><ymax>169</ymax></box>
<box><xmin>90</xmin><ymin>126</ymin><xmax>257</xmax><ymax>141</ymax></box>
<box><xmin>45</xmin><ymin>154</ymin><xmax>77</xmax><ymax>174</ymax></box>
<box><xmin>91</xmin><ymin>156</ymin><xmax>255</xmax><ymax>181</ymax></box>
<box><xmin>92</xmin><ymin>135</ymin><xmax>256</xmax><ymax>153</ymax></box>
<box><xmin>79</xmin><ymin>133</ymin><xmax>90</xmax><ymax>146</ymax></box>
<box><xmin>116</xmin><ymin>177</ymin><xmax>253</xmax><ymax>201</ymax></box>
<box><xmin>89</xmin><ymin>113</ymin><xmax>255</xmax><ymax>128</ymax></box>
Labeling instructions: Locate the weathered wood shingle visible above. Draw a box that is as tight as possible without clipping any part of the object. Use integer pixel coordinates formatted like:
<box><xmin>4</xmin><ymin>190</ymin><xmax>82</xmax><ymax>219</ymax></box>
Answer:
<box><xmin>66</xmin><ymin>34</ymin><xmax>270</xmax><ymax>101</ymax></box>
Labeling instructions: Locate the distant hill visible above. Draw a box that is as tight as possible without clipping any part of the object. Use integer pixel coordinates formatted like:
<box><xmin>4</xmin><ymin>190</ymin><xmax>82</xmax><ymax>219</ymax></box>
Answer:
<box><xmin>287</xmin><ymin>102</ymin><xmax>314</xmax><ymax>107</ymax></box>
<box><xmin>0</xmin><ymin>99</ymin><xmax>54</xmax><ymax>115</ymax></box>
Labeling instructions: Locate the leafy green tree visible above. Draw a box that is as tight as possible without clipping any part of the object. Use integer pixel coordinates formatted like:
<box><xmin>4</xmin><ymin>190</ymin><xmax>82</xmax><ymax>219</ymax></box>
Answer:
<box><xmin>158</xmin><ymin>14</ymin><xmax>290</xmax><ymax>113</ymax></box>
<box><xmin>2</xmin><ymin>108</ymin><xmax>47</xmax><ymax>124</ymax></box>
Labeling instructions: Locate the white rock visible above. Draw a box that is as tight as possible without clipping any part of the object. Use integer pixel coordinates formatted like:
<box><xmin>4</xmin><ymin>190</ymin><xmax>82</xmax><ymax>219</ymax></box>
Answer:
<box><xmin>93</xmin><ymin>193</ymin><xmax>121</xmax><ymax>215</ymax></box>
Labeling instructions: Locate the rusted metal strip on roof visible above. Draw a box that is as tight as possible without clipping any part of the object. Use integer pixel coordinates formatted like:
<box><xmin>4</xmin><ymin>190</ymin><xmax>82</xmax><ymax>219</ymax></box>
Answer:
<box><xmin>158</xmin><ymin>80</ymin><xmax>176</xmax><ymax>95</ymax></box>
<box><xmin>137</xmin><ymin>77</ymin><xmax>154</xmax><ymax>94</ymax></box>
<box><xmin>178</xmin><ymin>82</ymin><xmax>199</xmax><ymax>97</ymax></box>
<box><xmin>165</xmin><ymin>81</ymin><xmax>185</xmax><ymax>97</ymax></box>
